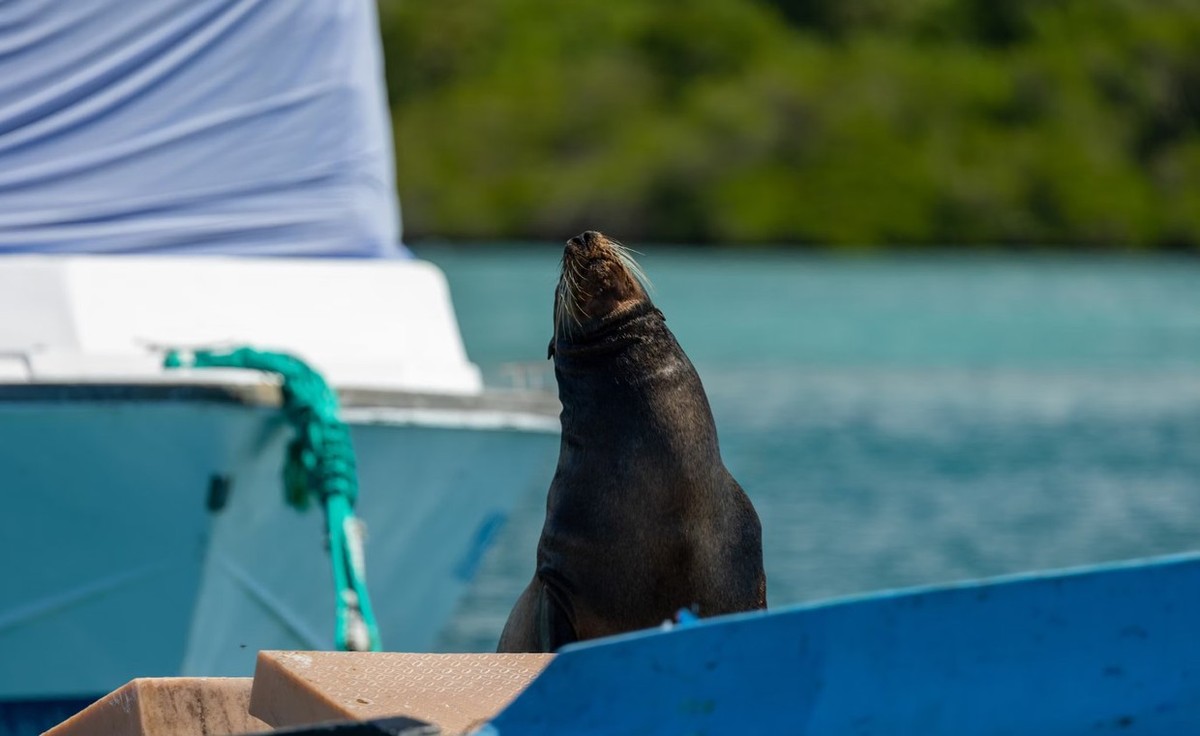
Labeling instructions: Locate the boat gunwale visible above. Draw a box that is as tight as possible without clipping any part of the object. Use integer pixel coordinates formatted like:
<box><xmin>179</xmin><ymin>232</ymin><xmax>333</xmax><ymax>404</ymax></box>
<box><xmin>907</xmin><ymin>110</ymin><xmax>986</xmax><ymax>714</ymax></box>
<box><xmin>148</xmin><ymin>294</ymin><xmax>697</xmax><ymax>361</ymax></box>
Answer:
<box><xmin>0</xmin><ymin>381</ymin><xmax>561</xmax><ymax>420</ymax></box>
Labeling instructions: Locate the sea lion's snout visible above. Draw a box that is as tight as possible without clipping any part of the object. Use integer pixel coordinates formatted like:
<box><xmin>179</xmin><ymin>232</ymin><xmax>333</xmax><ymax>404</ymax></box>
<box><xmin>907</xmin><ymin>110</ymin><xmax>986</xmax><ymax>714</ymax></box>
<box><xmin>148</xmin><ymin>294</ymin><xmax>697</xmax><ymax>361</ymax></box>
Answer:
<box><xmin>566</xmin><ymin>230</ymin><xmax>606</xmax><ymax>255</ymax></box>
<box><xmin>555</xmin><ymin>231</ymin><xmax>649</xmax><ymax>341</ymax></box>
<box><xmin>564</xmin><ymin>230</ymin><xmax>597</xmax><ymax>248</ymax></box>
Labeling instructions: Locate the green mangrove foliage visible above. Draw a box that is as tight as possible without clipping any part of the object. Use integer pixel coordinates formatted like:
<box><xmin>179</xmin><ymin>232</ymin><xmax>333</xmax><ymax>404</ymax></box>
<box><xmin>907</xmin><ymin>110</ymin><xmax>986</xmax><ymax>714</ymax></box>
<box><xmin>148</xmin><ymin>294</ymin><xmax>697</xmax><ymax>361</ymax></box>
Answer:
<box><xmin>378</xmin><ymin>0</ymin><xmax>1200</xmax><ymax>248</ymax></box>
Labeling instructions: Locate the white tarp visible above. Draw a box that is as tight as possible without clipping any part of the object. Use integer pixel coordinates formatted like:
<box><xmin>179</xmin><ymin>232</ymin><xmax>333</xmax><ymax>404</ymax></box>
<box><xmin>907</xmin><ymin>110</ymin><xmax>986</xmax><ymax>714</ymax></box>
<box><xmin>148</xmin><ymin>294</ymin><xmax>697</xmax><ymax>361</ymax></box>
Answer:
<box><xmin>0</xmin><ymin>0</ymin><xmax>406</xmax><ymax>257</ymax></box>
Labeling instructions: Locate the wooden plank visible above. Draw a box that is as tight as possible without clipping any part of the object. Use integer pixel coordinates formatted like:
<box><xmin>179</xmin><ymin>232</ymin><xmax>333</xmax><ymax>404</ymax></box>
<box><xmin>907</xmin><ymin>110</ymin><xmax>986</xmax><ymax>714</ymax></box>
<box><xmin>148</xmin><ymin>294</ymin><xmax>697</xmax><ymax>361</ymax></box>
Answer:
<box><xmin>43</xmin><ymin>678</ymin><xmax>265</xmax><ymax>736</ymax></box>
<box><xmin>250</xmin><ymin>652</ymin><xmax>551</xmax><ymax>735</ymax></box>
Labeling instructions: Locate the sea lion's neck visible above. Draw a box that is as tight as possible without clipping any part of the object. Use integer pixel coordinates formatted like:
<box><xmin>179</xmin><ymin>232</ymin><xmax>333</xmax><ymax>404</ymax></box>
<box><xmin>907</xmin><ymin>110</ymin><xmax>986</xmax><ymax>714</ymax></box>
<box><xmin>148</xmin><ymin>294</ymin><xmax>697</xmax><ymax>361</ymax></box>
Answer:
<box><xmin>552</xmin><ymin>301</ymin><xmax>701</xmax><ymax>435</ymax></box>
<box><xmin>552</xmin><ymin>301</ymin><xmax>662</xmax><ymax>364</ymax></box>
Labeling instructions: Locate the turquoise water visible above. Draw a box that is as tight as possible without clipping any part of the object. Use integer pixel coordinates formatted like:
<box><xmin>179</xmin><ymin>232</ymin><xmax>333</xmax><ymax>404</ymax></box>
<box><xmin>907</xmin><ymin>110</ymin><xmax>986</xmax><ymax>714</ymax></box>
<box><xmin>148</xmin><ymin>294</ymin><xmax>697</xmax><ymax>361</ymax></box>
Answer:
<box><xmin>415</xmin><ymin>246</ymin><xmax>1200</xmax><ymax>652</ymax></box>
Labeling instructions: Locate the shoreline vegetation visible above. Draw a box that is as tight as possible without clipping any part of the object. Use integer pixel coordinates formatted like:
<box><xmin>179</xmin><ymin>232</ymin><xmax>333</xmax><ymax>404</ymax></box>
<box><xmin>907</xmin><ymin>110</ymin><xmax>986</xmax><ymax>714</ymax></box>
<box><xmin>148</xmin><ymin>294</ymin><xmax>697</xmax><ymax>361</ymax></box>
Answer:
<box><xmin>378</xmin><ymin>0</ymin><xmax>1200</xmax><ymax>250</ymax></box>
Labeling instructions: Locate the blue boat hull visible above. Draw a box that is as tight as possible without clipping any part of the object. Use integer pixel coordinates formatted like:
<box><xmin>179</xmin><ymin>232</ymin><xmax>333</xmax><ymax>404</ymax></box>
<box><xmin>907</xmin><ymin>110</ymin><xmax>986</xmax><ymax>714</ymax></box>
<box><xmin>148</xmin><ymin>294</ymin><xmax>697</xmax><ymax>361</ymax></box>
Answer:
<box><xmin>491</xmin><ymin>552</ymin><xmax>1200</xmax><ymax>735</ymax></box>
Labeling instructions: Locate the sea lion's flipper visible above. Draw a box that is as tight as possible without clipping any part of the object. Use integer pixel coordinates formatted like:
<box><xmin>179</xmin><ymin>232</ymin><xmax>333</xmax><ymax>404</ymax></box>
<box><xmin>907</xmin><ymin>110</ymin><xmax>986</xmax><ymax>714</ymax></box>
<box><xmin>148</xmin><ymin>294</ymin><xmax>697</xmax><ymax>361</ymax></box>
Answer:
<box><xmin>536</xmin><ymin>579</ymin><xmax>578</xmax><ymax>652</ymax></box>
<box><xmin>497</xmin><ymin>580</ymin><xmax>540</xmax><ymax>653</ymax></box>
<box><xmin>547</xmin><ymin>337</ymin><xmax>555</xmax><ymax>359</ymax></box>
<box><xmin>496</xmin><ymin>575</ymin><xmax>577</xmax><ymax>653</ymax></box>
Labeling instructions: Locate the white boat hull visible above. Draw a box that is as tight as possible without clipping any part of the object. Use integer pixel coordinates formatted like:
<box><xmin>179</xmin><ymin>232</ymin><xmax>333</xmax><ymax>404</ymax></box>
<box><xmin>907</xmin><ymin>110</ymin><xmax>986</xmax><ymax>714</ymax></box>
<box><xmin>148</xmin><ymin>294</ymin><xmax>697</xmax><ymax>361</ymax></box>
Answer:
<box><xmin>0</xmin><ymin>385</ymin><xmax>558</xmax><ymax>700</ymax></box>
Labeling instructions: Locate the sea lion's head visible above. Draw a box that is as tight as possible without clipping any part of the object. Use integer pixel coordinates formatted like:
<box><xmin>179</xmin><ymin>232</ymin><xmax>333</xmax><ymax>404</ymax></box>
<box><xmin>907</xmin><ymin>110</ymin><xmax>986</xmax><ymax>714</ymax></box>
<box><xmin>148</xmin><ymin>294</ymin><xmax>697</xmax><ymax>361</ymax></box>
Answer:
<box><xmin>551</xmin><ymin>230</ymin><xmax>651</xmax><ymax>354</ymax></box>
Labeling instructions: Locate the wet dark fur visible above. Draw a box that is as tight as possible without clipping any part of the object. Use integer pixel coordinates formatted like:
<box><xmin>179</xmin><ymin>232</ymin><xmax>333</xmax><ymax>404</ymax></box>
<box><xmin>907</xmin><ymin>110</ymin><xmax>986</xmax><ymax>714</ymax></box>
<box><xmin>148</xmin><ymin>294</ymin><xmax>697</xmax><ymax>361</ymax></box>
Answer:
<box><xmin>497</xmin><ymin>231</ymin><xmax>767</xmax><ymax>653</ymax></box>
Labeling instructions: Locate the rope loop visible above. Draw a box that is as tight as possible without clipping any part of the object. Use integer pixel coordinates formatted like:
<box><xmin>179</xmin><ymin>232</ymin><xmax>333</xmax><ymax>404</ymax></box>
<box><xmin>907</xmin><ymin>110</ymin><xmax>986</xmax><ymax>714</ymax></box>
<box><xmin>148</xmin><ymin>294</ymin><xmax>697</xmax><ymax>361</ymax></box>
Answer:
<box><xmin>165</xmin><ymin>347</ymin><xmax>382</xmax><ymax>652</ymax></box>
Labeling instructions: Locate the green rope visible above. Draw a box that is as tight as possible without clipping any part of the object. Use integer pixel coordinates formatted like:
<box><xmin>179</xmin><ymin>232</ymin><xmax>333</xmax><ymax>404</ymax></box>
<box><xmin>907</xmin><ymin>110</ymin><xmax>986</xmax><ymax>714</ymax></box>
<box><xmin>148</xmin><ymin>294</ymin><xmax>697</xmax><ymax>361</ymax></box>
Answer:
<box><xmin>164</xmin><ymin>347</ymin><xmax>382</xmax><ymax>652</ymax></box>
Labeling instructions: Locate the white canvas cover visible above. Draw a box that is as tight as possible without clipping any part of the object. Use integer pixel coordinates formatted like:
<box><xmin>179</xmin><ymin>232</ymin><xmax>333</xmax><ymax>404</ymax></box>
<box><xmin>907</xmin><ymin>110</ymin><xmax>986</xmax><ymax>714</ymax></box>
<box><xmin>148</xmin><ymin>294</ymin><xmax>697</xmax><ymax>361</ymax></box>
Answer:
<box><xmin>0</xmin><ymin>0</ymin><xmax>405</xmax><ymax>257</ymax></box>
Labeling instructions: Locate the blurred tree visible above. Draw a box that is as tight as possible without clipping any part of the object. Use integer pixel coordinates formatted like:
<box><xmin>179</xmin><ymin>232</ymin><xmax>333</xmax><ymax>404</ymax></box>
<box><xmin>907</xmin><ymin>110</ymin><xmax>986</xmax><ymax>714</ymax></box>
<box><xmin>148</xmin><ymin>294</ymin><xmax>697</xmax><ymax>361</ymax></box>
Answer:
<box><xmin>378</xmin><ymin>0</ymin><xmax>1200</xmax><ymax>249</ymax></box>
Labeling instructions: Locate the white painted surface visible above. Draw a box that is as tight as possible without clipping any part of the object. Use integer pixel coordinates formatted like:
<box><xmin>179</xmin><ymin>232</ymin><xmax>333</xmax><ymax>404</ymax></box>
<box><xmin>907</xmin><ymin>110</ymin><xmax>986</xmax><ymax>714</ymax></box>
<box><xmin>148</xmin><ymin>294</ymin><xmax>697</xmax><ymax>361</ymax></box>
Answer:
<box><xmin>0</xmin><ymin>256</ymin><xmax>482</xmax><ymax>394</ymax></box>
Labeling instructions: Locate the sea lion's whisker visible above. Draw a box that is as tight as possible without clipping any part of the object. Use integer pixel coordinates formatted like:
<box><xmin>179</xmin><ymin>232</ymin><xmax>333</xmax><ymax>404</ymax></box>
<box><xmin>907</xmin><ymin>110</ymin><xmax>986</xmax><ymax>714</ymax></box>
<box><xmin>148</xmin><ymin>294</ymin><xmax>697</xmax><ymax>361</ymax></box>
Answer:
<box><xmin>568</xmin><ymin>261</ymin><xmax>586</xmax><ymax>298</ymax></box>
<box><xmin>561</xmin><ymin>262</ymin><xmax>587</xmax><ymax>334</ymax></box>
<box><xmin>555</xmin><ymin>271</ymin><xmax>575</xmax><ymax>338</ymax></box>
<box><xmin>554</xmin><ymin>289</ymin><xmax>565</xmax><ymax>337</ymax></box>
<box><xmin>612</xmin><ymin>240</ymin><xmax>645</xmax><ymax>257</ymax></box>
<box><xmin>569</xmin><ymin>282</ymin><xmax>591</xmax><ymax>328</ymax></box>
<box><xmin>611</xmin><ymin>243</ymin><xmax>653</xmax><ymax>293</ymax></box>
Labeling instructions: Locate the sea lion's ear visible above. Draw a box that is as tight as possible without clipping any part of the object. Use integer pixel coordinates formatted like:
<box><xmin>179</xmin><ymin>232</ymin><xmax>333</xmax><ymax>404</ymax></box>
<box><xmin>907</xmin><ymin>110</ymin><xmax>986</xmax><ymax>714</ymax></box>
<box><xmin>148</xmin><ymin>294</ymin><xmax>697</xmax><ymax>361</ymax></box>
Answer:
<box><xmin>547</xmin><ymin>338</ymin><xmax>555</xmax><ymax>359</ymax></box>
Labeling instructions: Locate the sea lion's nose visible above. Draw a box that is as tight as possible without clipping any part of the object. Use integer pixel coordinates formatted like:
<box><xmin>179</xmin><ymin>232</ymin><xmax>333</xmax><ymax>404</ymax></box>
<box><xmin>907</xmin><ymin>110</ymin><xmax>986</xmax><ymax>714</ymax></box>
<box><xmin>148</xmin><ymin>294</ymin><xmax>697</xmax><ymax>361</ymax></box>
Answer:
<box><xmin>569</xmin><ymin>231</ymin><xmax>601</xmax><ymax>250</ymax></box>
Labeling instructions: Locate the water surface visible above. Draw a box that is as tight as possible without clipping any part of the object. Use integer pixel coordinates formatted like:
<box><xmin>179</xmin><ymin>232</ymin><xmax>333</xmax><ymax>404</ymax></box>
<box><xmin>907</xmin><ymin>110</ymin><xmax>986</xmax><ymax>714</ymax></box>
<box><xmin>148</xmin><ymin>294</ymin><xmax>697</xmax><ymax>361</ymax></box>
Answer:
<box><xmin>415</xmin><ymin>246</ymin><xmax>1200</xmax><ymax>651</ymax></box>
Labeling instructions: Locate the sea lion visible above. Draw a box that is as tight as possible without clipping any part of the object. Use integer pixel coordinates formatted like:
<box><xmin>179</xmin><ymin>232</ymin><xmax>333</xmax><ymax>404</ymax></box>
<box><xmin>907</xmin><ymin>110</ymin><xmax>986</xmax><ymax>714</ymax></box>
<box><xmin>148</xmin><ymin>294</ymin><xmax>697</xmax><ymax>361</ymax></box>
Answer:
<box><xmin>497</xmin><ymin>230</ymin><xmax>766</xmax><ymax>653</ymax></box>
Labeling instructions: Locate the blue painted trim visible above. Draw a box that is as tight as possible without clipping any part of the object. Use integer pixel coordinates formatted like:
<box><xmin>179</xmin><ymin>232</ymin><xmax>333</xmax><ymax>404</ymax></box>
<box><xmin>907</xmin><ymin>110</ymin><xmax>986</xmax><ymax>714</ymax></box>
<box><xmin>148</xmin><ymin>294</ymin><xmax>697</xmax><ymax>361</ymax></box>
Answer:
<box><xmin>453</xmin><ymin>511</ymin><xmax>509</xmax><ymax>583</ymax></box>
